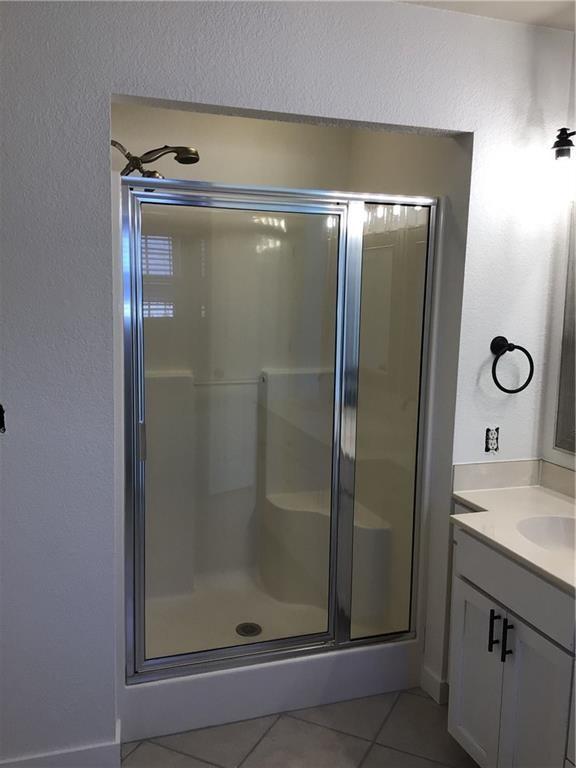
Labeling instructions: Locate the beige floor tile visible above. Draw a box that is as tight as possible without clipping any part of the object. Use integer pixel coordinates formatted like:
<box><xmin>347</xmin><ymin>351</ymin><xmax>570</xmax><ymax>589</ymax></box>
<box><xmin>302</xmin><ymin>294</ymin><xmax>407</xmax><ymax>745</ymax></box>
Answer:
<box><xmin>376</xmin><ymin>693</ymin><xmax>477</xmax><ymax>768</ymax></box>
<box><xmin>123</xmin><ymin>742</ymin><xmax>215</xmax><ymax>767</ymax></box>
<box><xmin>289</xmin><ymin>692</ymin><xmax>399</xmax><ymax>739</ymax></box>
<box><xmin>153</xmin><ymin>715</ymin><xmax>277</xmax><ymax>768</ymax></box>
<box><xmin>363</xmin><ymin>743</ymin><xmax>452</xmax><ymax>767</ymax></box>
<box><xmin>242</xmin><ymin>715</ymin><xmax>369</xmax><ymax>768</ymax></box>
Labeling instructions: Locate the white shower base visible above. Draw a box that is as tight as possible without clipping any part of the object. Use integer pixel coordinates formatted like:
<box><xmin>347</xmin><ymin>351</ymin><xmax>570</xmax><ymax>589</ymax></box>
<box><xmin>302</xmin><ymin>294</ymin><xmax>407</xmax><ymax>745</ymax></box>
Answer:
<box><xmin>146</xmin><ymin>572</ymin><xmax>327</xmax><ymax>659</ymax></box>
<box><xmin>146</xmin><ymin>570</ymin><xmax>383</xmax><ymax>659</ymax></box>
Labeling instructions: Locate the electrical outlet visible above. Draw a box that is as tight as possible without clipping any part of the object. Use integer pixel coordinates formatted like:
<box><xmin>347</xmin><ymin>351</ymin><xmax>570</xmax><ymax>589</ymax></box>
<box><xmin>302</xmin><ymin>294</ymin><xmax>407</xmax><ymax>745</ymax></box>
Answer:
<box><xmin>485</xmin><ymin>427</ymin><xmax>499</xmax><ymax>452</ymax></box>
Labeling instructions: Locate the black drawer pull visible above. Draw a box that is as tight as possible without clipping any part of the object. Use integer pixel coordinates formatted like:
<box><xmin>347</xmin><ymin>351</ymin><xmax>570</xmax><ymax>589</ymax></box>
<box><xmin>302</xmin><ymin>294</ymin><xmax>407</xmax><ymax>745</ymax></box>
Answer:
<box><xmin>501</xmin><ymin>618</ymin><xmax>514</xmax><ymax>662</ymax></box>
<box><xmin>488</xmin><ymin>609</ymin><xmax>501</xmax><ymax>652</ymax></box>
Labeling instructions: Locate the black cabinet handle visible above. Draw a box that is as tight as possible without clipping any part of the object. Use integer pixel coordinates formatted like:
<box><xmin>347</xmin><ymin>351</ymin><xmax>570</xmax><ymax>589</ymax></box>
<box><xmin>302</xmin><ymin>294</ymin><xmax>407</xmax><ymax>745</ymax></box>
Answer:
<box><xmin>488</xmin><ymin>609</ymin><xmax>501</xmax><ymax>652</ymax></box>
<box><xmin>501</xmin><ymin>618</ymin><xmax>514</xmax><ymax>662</ymax></box>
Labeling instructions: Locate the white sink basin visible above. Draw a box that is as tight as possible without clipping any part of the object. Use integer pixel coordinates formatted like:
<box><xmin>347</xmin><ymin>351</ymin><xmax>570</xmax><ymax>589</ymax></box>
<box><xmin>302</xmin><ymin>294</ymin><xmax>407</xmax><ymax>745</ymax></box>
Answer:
<box><xmin>517</xmin><ymin>516</ymin><xmax>575</xmax><ymax>551</ymax></box>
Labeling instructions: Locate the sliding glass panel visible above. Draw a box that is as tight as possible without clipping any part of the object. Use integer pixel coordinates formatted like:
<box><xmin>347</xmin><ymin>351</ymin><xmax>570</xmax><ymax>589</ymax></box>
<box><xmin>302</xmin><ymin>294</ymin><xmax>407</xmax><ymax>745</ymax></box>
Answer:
<box><xmin>350</xmin><ymin>203</ymin><xmax>429</xmax><ymax>638</ymax></box>
<box><xmin>140</xmin><ymin>203</ymin><xmax>339</xmax><ymax>659</ymax></box>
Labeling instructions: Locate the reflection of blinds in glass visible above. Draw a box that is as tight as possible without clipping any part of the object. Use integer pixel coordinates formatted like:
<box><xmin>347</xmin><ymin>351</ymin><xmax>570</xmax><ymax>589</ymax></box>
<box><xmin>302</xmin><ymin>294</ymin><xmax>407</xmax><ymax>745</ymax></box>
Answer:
<box><xmin>555</xmin><ymin>206</ymin><xmax>575</xmax><ymax>454</ymax></box>
<box><xmin>141</xmin><ymin>234</ymin><xmax>174</xmax><ymax>318</ymax></box>
<box><xmin>142</xmin><ymin>235</ymin><xmax>173</xmax><ymax>277</ymax></box>
<box><xmin>143</xmin><ymin>301</ymin><xmax>174</xmax><ymax>318</ymax></box>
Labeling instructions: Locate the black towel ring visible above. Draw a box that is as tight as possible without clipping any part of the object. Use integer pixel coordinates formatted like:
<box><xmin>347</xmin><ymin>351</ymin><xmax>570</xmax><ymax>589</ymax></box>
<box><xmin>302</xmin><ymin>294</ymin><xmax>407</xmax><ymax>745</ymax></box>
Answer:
<box><xmin>490</xmin><ymin>336</ymin><xmax>534</xmax><ymax>394</ymax></box>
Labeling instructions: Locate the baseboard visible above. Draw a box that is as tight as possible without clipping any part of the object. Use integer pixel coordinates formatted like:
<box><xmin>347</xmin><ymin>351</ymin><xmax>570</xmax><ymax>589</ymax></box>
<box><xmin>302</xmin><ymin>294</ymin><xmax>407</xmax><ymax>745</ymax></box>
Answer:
<box><xmin>0</xmin><ymin>741</ymin><xmax>119</xmax><ymax>768</ymax></box>
<box><xmin>420</xmin><ymin>664</ymin><xmax>449</xmax><ymax>704</ymax></box>
<box><xmin>122</xmin><ymin>638</ymin><xmax>421</xmax><ymax>741</ymax></box>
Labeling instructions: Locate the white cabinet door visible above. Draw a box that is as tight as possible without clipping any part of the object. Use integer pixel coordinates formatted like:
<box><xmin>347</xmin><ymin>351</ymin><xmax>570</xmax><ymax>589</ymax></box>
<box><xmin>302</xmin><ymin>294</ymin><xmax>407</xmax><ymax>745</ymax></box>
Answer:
<box><xmin>448</xmin><ymin>577</ymin><xmax>504</xmax><ymax>767</ymax></box>
<box><xmin>498</xmin><ymin>615</ymin><xmax>572</xmax><ymax>768</ymax></box>
<box><xmin>567</xmin><ymin>661</ymin><xmax>575</xmax><ymax>765</ymax></box>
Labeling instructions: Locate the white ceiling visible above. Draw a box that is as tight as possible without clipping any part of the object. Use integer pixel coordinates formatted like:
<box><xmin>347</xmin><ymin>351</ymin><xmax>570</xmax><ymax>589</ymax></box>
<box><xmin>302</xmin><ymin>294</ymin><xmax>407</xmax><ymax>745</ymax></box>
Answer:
<box><xmin>406</xmin><ymin>1</ymin><xmax>575</xmax><ymax>31</ymax></box>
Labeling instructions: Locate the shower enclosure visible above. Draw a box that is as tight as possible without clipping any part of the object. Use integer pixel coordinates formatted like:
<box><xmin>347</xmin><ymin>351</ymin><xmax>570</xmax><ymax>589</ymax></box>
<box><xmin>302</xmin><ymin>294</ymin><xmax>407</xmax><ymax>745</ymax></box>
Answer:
<box><xmin>123</xmin><ymin>178</ymin><xmax>437</xmax><ymax>680</ymax></box>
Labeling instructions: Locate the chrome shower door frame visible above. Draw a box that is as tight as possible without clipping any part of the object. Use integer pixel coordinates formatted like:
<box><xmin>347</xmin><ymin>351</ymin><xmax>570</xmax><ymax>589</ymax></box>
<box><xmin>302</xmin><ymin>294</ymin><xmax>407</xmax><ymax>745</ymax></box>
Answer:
<box><xmin>123</xmin><ymin>177</ymin><xmax>438</xmax><ymax>683</ymax></box>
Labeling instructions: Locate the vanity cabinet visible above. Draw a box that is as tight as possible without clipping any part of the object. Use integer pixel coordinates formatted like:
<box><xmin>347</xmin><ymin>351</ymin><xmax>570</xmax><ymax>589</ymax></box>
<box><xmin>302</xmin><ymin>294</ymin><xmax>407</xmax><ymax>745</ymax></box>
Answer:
<box><xmin>497</xmin><ymin>615</ymin><xmax>572</xmax><ymax>768</ymax></box>
<box><xmin>448</xmin><ymin>578</ymin><xmax>503</xmax><ymax>766</ymax></box>
<box><xmin>449</xmin><ymin>528</ymin><xmax>574</xmax><ymax>768</ymax></box>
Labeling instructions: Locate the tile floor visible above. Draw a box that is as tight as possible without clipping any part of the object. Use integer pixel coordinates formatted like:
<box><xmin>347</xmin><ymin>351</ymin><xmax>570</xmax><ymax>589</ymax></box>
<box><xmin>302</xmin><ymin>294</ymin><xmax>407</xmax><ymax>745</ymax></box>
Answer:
<box><xmin>121</xmin><ymin>688</ymin><xmax>478</xmax><ymax>768</ymax></box>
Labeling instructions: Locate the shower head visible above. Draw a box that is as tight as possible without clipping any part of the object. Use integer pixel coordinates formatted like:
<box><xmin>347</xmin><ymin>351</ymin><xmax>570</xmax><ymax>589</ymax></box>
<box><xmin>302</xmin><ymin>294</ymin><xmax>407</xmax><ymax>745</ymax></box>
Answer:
<box><xmin>139</xmin><ymin>145</ymin><xmax>200</xmax><ymax>166</ymax></box>
<box><xmin>175</xmin><ymin>147</ymin><xmax>200</xmax><ymax>165</ymax></box>
<box><xmin>141</xmin><ymin>170</ymin><xmax>164</xmax><ymax>180</ymax></box>
<box><xmin>111</xmin><ymin>139</ymin><xmax>200</xmax><ymax>178</ymax></box>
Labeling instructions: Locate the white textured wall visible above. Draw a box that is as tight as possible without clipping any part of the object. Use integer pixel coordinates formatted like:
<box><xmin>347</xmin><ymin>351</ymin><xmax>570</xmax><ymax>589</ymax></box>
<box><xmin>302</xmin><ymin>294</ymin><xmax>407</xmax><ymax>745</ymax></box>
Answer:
<box><xmin>0</xmin><ymin>2</ymin><xmax>573</xmax><ymax>763</ymax></box>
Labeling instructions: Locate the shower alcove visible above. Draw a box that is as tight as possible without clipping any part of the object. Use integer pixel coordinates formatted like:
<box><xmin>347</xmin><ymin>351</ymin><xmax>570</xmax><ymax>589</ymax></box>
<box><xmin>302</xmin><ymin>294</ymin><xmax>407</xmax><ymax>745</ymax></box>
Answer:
<box><xmin>124</xmin><ymin>178</ymin><xmax>436</xmax><ymax>680</ymax></box>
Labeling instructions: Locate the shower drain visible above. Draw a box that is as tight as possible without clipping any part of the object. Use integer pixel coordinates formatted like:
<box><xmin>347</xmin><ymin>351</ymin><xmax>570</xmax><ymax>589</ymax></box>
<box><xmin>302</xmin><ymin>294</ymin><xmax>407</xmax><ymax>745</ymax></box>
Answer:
<box><xmin>236</xmin><ymin>622</ymin><xmax>263</xmax><ymax>638</ymax></box>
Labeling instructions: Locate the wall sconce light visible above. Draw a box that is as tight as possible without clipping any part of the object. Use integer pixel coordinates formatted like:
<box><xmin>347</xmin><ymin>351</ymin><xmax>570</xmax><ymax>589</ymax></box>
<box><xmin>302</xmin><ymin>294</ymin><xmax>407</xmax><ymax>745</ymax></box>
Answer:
<box><xmin>552</xmin><ymin>127</ymin><xmax>575</xmax><ymax>160</ymax></box>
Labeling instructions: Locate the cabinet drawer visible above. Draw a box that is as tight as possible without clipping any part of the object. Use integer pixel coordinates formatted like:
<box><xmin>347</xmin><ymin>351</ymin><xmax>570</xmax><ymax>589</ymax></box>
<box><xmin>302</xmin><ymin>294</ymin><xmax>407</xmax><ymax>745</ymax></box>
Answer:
<box><xmin>453</xmin><ymin>528</ymin><xmax>574</xmax><ymax>651</ymax></box>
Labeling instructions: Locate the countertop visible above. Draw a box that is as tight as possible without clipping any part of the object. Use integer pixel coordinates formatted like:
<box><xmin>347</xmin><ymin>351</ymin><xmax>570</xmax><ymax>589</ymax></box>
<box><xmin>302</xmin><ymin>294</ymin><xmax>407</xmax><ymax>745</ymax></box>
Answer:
<box><xmin>452</xmin><ymin>485</ymin><xmax>575</xmax><ymax>593</ymax></box>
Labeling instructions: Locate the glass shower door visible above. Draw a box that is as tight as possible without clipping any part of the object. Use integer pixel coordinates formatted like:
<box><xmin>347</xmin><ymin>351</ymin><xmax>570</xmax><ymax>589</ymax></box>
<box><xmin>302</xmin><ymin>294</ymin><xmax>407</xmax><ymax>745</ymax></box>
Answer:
<box><xmin>138</xmin><ymin>201</ymin><xmax>341</xmax><ymax>660</ymax></box>
<box><xmin>125</xmin><ymin>180</ymin><xmax>437</xmax><ymax>680</ymax></box>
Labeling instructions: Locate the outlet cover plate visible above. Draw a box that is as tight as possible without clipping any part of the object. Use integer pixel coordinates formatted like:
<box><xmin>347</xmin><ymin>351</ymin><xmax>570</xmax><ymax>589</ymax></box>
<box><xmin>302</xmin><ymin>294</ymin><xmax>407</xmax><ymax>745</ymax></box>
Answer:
<box><xmin>485</xmin><ymin>427</ymin><xmax>500</xmax><ymax>452</ymax></box>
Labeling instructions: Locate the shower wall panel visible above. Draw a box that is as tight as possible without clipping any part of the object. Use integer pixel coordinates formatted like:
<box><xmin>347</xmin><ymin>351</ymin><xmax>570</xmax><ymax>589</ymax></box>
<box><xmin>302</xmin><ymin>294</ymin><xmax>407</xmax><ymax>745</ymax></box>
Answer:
<box><xmin>351</xmin><ymin>204</ymin><xmax>429</xmax><ymax>637</ymax></box>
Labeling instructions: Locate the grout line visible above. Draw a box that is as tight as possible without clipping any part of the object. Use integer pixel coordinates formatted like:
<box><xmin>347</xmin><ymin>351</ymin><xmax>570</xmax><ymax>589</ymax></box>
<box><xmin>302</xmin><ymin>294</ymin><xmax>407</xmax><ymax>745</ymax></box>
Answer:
<box><xmin>121</xmin><ymin>741</ymin><xmax>141</xmax><ymax>761</ymax></box>
<box><xmin>146</xmin><ymin>739</ymin><xmax>225</xmax><ymax>767</ymax></box>
<box><xmin>356</xmin><ymin>692</ymin><xmax>402</xmax><ymax>768</ymax></box>
<box><xmin>283</xmin><ymin>687</ymin><xmax>417</xmax><ymax>745</ymax></box>
<box><xmin>373</xmin><ymin>691</ymin><xmax>401</xmax><ymax>741</ymax></box>
<box><xmin>148</xmin><ymin>712</ymin><xmax>278</xmax><ymax>740</ymax></box>
<box><xmin>281</xmin><ymin>693</ymin><xmax>404</xmax><ymax>768</ymax></box>
<box><xmin>283</xmin><ymin>713</ymin><xmax>374</xmax><ymax>743</ymax></box>
<box><xmin>372</xmin><ymin>693</ymin><xmax>473</xmax><ymax>768</ymax></box>
<box><xmin>121</xmin><ymin>741</ymin><xmax>144</xmax><ymax>764</ymax></box>
<box><xmin>369</xmin><ymin>742</ymin><xmax>461</xmax><ymax>768</ymax></box>
<box><xmin>356</xmin><ymin>743</ymin><xmax>375</xmax><ymax>768</ymax></box>
<box><xmin>236</xmin><ymin>714</ymin><xmax>281</xmax><ymax>767</ymax></box>
<box><xmin>404</xmin><ymin>687</ymin><xmax>430</xmax><ymax>699</ymax></box>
